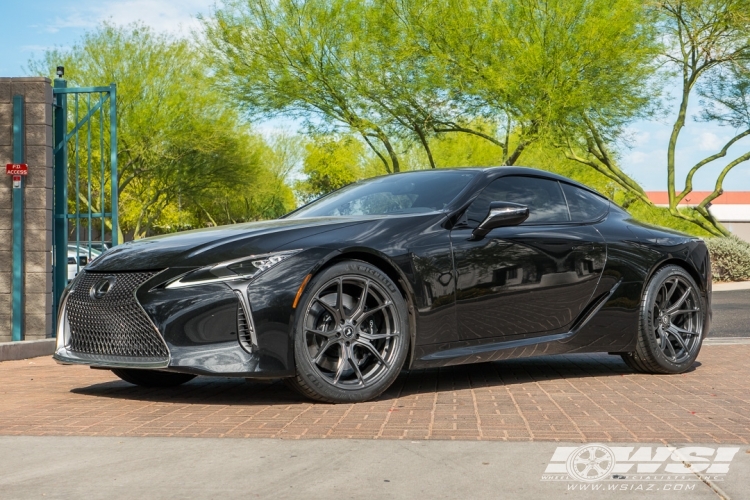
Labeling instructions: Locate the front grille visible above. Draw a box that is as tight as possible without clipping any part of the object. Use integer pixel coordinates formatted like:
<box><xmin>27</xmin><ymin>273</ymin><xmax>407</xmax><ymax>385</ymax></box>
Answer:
<box><xmin>66</xmin><ymin>271</ymin><xmax>169</xmax><ymax>359</ymax></box>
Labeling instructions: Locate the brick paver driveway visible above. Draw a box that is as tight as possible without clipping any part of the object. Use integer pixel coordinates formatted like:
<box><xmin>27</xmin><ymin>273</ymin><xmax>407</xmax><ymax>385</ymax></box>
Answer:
<box><xmin>1</xmin><ymin>345</ymin><xmax>748</xmax><ymax>443</ymax></box>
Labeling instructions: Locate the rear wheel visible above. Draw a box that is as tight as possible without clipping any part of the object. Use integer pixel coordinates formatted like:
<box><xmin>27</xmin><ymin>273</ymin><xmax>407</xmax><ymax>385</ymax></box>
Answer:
<box><xmin>288</xmin><ymin>260</ymin><xmax>410</xmax><ymax>403</ymax></box>
<box><xmin>621</xmin><ymin>265</ymin><xmax>705</xmax><ymax>374</ymax></box>
<box><xmin>111</xmin><ymin>369</ymin><xmax>196</xmax><ymax>387</ymax></box>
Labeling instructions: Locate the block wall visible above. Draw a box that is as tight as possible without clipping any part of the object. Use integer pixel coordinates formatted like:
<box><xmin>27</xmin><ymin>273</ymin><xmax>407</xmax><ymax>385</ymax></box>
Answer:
<box><xmin>0</xmin><ymin>77</ymin><xmax>54</xmax><ymax>341</ymax></box>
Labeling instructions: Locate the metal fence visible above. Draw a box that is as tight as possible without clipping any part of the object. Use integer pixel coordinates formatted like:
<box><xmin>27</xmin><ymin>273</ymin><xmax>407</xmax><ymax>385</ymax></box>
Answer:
<box><xmin>52</xmin><ymin>79</ymin><xmax>118</xmax><ymax>319</ymax></box>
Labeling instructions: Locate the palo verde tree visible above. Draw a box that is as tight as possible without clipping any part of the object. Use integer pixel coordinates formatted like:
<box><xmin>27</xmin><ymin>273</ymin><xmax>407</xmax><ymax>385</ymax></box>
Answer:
<box><xmin>202</xmin><ymin>0</ymin><xmax>406</xmax><ymax>174</ymax></box>
<box><xmin>386</xmin><ymin>0</ymin><xmax>661</xmax><ymax>200</ymax></box>
<box><xmin>656</xmin><ymin>0</ymin><xmax>750</xmax><ymax>236</ymax></box>
<box><xmin>204</xmin><ymin>0</ymin><xmax>662</xmax><ymax>204</ymax></box>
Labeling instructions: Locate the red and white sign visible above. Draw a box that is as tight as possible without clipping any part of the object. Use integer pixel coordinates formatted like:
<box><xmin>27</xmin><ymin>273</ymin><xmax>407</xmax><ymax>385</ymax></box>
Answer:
<box><xmin>5</xmin><ymin>163</ymin><xmax>28</xmax><ymax>176</ymax></box>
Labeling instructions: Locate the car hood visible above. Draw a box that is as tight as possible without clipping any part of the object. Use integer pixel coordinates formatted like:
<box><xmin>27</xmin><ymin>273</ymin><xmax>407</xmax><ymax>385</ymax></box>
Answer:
<box><xmin>87</xmin><ymin>217</ymin><xmax>371</xmax><ymax>272</ymax></box>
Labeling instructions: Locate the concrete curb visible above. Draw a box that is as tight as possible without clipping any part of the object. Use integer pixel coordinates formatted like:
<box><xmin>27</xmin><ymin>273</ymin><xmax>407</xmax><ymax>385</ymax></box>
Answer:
<box><xmin>704</xmin><ymin>337</ymin><xmax>750</xmax><ymax>345</ymax></box>
<box><xmin>0</xmin><ymin>339</ymin><xmax>55</xmax><ymax>362</ymax></box>
<box><xmin>713</xmin><ymin>281</ymin><xmax>750</xmax><ymax>291</ymax></box>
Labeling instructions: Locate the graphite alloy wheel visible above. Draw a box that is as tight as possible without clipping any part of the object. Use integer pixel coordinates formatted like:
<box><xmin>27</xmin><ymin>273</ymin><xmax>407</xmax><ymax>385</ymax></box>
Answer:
<box><xmin>111</xmin><ymin>369</ymin><xmax>196</xmax><ymax>387</ymax></box>
<box><xmin>622</xmin><ymin>265</ymin><xmax>706</xmax><ymax>374</ymax></box>
<box><xmin>288</xmin><ymin>260</ymin><xmax>410</xmax><ymax>403</ymax></box>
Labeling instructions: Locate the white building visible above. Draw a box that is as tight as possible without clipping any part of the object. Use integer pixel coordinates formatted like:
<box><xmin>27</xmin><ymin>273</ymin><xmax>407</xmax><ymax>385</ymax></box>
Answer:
<box><xmin>646</xmin><ymin>191</ymin><xmax>750</xmax><ymax>242</ymax></box>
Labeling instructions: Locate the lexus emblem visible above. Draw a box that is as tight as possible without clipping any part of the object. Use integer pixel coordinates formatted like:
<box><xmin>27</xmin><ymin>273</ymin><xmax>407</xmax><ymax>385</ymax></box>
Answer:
<box><xmin>90</xmin><ymin>276</ymin><xmax>116</xmax><ymax>300</ymax></box>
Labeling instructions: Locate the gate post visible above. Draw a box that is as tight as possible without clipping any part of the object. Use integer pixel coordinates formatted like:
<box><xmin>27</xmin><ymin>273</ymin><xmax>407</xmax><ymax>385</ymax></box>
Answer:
<box><xmin>0</xmin><ymin>77</ymin><xmax>54</xmax><ymax>343</ymax></box>
<box><xmin>109</xmin><ymin>83</ymin><xmax>118</xmax><ymax>245</ymax></box>
<box><xmin>11</xmin><ymin>95</ymin><xmax>25</xmax><ymax>341</ymax></box>
<box><xmin>52</xmin><ymin>78</ymin><xmax>67</xmax><ymax>322</ymax></box>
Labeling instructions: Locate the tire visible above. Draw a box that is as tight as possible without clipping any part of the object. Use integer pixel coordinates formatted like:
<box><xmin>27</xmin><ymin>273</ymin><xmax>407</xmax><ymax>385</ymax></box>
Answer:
<box><xmin>287</xmin><ymin>260</ymin><xmax>410</xmax><ymax>403</ymax></box>
<box><xmin>111</xmin><ymin>369</ymin><xmax>196</xmax><ymax>387</ymax></box>
<box><xmin>621</xmin><ymin>265</ymin><xmax>706</xmax><ymax>374</ymax></box>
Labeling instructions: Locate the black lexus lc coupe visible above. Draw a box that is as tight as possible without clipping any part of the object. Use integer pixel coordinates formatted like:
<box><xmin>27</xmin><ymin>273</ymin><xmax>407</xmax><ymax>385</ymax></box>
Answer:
<box><xmin>54</xmin><ymin>167</ymin><xmax>711</xmax><ymax>403</ymax></box>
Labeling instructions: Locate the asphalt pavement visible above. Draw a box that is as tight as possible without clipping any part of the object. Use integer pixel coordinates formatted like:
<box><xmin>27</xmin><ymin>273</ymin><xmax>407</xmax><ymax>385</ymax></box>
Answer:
<box><xmin>710</xmin><ymin>289</ymin><xmax>750</xmax><ymax>338</ymax></box>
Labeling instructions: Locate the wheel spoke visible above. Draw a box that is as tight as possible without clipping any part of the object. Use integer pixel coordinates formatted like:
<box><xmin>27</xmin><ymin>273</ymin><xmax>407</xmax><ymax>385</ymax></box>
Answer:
<box><xmin>352</xmin><ymin>279</ymin><xmax>370</xmax><ymax>320</ymax></box>
<box><xmin>654</xmin><ymin>303</ymin><xmax>663</xmax><ymax>317</ymax></box>
<box><xmin>355</xmin><ymin>301</ymin><xmax>391</xmax><ymax>322</ymax></box>
<box><xmin>671</xmin><ymin>308</ymin><xmax>700</xmax><ymax>316</ymax></box>
<box><xmin>313</xmin><ymin>338</ymin><xmax>338</xmax><ymax>364</ymax></box>
<box><xmin>332</xmin><ymin>353</ymin><xmax>348</xmax><ymax>384</ymax></box>
<box><xmin>663</xmin><ymin>278</ymin><xmax>678</xmax><ymax>304</ymax></box>
<box><xmin>666</xmin><ymin>286</ymin><xmax>692</xmax><ymax>314</ymax></box>
<box><xmin>666</xmin><ymin>326</ymin><xmax>689</xmax><ymax>352</ymax></box>
<box><xmin>347</xmin><ymin>348</ymin><xmax>365</xmax><ymax>385</ymax></box>
<box><xmin>306</xmin><ymin>327</ymin><xmax>337</xmax><ymax>338</ymax></box>
<box><xmin>657</xmin><ymin>285</ymin><xmax>668</xmax><ymax>310</ymax></box>
<box><xmin>659</xmin><ymin>327</ymin><xmax>678</xmax><ymax>360</ymax></box>
<box><xmin>360</xmin><ymin>330</ymin><xmax>399</xmax><ymax>341</ymax></box>
<box><xmin>336</xmin><ymin>278</ymin><xmax>347</xmax><ymax>321</ymax></box>
<box><xmin>669</xmin><ymin>324</ymin><xmax>699</xmax><ymax>337</ymax></box>
<box><xmin>356</xmin><ymin>339</ymin><xmax>390</xmax><ymax>369</ymax></box>
<box><xmin>314</xmin><ymin>298</ymin><xmax>340</xmax><ymax>324</ymax></box>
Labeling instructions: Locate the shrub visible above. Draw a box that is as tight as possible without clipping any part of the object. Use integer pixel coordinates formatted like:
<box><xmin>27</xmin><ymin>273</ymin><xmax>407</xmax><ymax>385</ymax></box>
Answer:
<box><xmin>705</xmin><ymin>235</ymin><xmax>750</xmax><ymax>282</ymax></box>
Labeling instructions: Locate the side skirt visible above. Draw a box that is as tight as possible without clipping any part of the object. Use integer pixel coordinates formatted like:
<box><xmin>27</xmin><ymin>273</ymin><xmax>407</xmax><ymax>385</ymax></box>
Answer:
<box><xmin>412</xmin><ymin>280</ymin><xmax>624</xmax><ymax>369</ymax></box>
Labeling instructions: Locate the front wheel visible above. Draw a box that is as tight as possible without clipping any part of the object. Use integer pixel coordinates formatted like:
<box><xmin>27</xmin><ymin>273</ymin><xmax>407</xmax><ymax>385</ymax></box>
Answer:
<box><xmin>111</xmin><ymin>369</ymin><xmax>196</xmax><ymax>387</ymax></box>
<box><xmin>621</xmin><ymin>265</ymin><xmax>706</xmax><ymax>374</ymax></box>
<box><xmin>287</xmin><ymin>260</ymin><xmax>410</xmax><ymax>403</ymax></box>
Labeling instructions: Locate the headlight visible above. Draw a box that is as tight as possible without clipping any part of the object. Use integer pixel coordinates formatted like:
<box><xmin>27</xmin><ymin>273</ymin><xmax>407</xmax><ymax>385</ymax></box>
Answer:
<box><xmin>166</xmin><ymin>249</ymin><xmax>301</xmax><ymax>289</ymax></box>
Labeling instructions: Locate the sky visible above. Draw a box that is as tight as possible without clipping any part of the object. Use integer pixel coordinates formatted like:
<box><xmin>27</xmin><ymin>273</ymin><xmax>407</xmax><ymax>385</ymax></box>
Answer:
<box><xmin>2</xmin><ymin>0</ymin><xmax>750</xmax><ymax>191</ymax></box>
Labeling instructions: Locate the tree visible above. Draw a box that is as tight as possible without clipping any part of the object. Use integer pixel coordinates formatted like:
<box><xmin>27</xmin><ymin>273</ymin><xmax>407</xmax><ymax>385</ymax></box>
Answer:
<box><xmin>397</xmin><ymin>0</ymin><xmax>659</xmax><ymax>196</ymax></box>
<box><xmin>189</xmin><ymin>134</ymin><xmax>303</xmax><ymax>225</ymax></box>
<box><xmin>295</xmin><ymin>135</ymin><xmax>376</xmax><ymax>201</ymax></box>
<box><xmin>30</xmin><ymin>23</ymin><xmax>291</xmax><ymax>239</ymax></box>
<box><xmin>657</xmin><ymin>0</ymin><xmax>750</xmax><ymax>236</ymax></box>
<box><xmin>204</xmin><ymin>0</ymin><xmax>662</xmax><ymax>202</ymax></box>
<box><xmin>202</xmin><ymin>0</ymin><xmax>406</xmax><ymax>174</ymax></box>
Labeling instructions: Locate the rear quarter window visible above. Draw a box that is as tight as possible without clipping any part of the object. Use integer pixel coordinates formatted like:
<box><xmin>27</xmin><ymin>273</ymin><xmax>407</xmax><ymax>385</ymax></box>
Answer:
<box><xmin>561</xmin><ymin>183</ymin><xmax>609</xmax><ymax>222</ymax></box>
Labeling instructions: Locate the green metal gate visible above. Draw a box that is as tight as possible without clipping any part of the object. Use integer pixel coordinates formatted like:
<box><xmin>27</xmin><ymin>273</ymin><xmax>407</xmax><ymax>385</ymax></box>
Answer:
<box><xmin>52</xmin><ymin>78</ymin><xmax>118</xmax><ymax>319</ymax></box>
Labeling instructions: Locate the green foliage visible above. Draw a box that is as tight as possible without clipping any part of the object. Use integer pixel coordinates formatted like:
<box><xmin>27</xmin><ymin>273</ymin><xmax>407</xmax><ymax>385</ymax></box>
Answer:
<box><xmin>30</xmin><ymin>23</ymin><xmax>294</xmax><ymax>239</ymax></box>
<box><xmin>27</xmin><ymin>3</ymin><xmax>750</xmax><ymax>244</ymax></box>
<box><xmin>203</xmin><ymin>0</ymin><xmax>660</xmax><ymax>187</ymax></box>
<box><xmin>295</xmin><ymin>135</ymin><xmax>386</xmax><ymax>201</ymax></box>
<box><xmin>401</xmin><ymin>124</ymin><xmax>507</xmax><ymax>171</ymax></box>
<box><xmin>296</xmin><ymin>136</ymin><xmax>364</xmax><ymax>202</ymax></box>
<box><xmin>705</xmin><ymin>235</ymin><xmax>750</xmax><ymax>282</ymax></box>
<box><xmin>165</xmin><ymin>135</ymin><xmax>297</xmax><ymax>230</ymax></box>
<box><xmin>626</xmin><ymin>203</ymin><xmax>714</xmax><ymax>237</ymax></box>
<box><xmin>656</xmin><ymin>0</ymin><xmax>750</xmax><ymax>236</ymax></box>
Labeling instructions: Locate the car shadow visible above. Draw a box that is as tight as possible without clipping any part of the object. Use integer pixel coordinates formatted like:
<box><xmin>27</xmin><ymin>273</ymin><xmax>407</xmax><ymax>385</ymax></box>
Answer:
<box><xmin>71</xmin><ymin>354</ymin><xmax>702</xmax><ymax>405</ymax></box>
<box><xmin>72</xmin><ymin>377</ymin><xmax>307</xmax><ymax>405</ymax></box>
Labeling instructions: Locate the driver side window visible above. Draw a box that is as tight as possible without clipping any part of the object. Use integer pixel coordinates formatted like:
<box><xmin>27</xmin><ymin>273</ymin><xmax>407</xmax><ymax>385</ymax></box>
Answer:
<box><xmin>464</xmin><ymin>176</ymin><xmax>570</xmax><ymax>227</ymax></box>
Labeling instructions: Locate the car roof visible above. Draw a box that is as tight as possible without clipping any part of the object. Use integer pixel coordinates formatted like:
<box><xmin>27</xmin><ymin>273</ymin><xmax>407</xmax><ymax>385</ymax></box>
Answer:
<box><xmin>392</xmin><ymin>166</ymin><xmax>608</xmax><ymax>200</ymax></box>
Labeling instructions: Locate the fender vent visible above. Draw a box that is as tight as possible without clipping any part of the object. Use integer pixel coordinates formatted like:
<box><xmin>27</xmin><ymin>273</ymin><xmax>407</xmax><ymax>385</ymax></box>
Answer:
<box><xmin>236</xmin><ymin>292</ymin><xmax>255</xmax><ymax>353</ymax></box>
<box><xmin>570</xmin><ymin>279</ymin><xmax>623</xmax><ymax>333</ymax></box>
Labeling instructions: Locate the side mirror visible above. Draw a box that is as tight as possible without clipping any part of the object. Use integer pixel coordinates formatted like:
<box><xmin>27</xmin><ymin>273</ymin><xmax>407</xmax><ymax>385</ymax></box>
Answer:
<box><xmin>471</xmin><ymin>201</ymin><xmax>529</xmax><ymax>240</ymax></box>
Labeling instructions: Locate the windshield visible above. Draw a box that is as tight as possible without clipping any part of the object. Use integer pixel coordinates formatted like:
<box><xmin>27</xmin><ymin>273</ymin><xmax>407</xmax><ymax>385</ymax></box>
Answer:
<box><xmin>288</xmin><ymin>170</ymin><xmax>477</xmax><ymax>218</ymax></box>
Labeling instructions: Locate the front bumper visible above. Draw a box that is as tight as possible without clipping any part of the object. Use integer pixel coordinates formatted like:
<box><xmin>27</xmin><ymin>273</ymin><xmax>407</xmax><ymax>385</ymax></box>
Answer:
<box><xmin>53</xmin><ymin>269</ymin><xmax>292</xmax><ymax>377</ymax></box>
<box><xmin>54</xmin><ymin>271</ymin><xmax>171</xmax><ymax>369</ymax></box>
